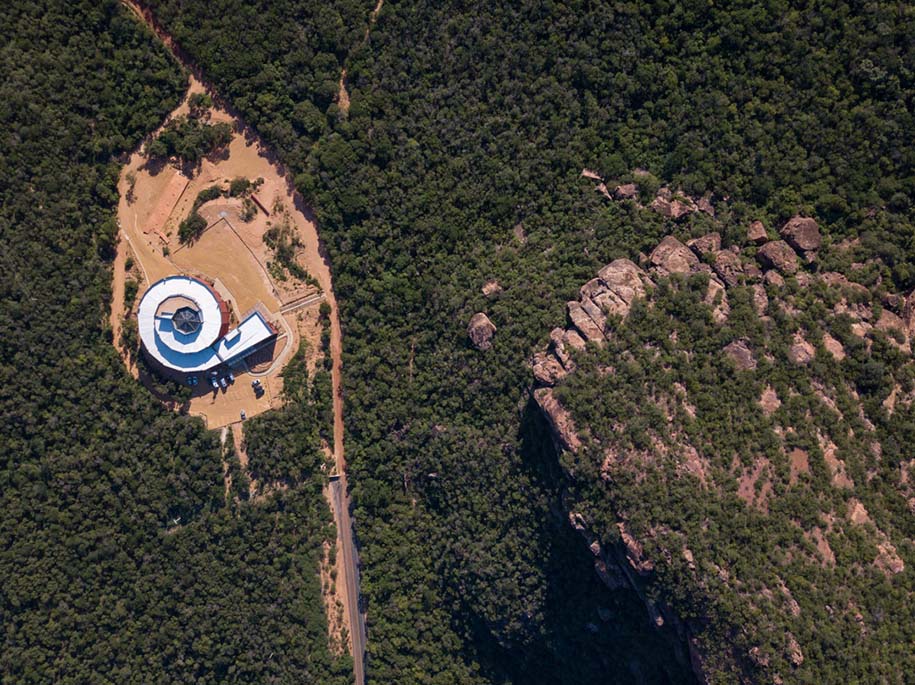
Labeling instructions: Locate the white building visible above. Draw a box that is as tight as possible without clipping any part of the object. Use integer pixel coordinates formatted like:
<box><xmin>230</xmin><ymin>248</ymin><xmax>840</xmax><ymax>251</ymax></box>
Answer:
<box><xmin>137</xmin><ymin>275</ymin><xmax>276</xmax><ymax>376</ymax></box>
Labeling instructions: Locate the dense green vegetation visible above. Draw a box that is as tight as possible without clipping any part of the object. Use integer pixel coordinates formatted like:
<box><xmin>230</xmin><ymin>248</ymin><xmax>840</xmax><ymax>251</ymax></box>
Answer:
<box><xmin>554</xmin><ymin>259</ymin><xmax>915</xmax><ymax>682</ymax></box>
<box><xmin>145</xmin><ymin>114</ymin><xmax>233</xmax><ymax>165</ymax></box>
<box><xmin>0</xmin><ymin>2</ymin><xmax>347</xmax><ymax>682</ymax></box>
<box><xmin>138</xmin><ymin>0</ymin><xmax>915</xmax><ymax>682</ymax></box>
<box><xmin>5</xmin><ymin>0</ymin><xmax>914</xmax><ymax>681</ymax></box>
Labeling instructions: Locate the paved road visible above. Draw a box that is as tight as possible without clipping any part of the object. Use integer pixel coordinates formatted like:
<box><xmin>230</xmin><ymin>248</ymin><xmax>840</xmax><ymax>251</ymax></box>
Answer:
<box><xmin>330</xmin><ymin>476</ymin><xmax>366</xmax><ymax>681</ymax></box>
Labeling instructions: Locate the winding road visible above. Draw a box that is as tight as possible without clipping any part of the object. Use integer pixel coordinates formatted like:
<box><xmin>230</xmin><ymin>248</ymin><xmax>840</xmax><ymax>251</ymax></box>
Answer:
<box><xmin>121</xmin><ymin>2</ymin><xmax>366</xmax><ymax>682</ymax></box>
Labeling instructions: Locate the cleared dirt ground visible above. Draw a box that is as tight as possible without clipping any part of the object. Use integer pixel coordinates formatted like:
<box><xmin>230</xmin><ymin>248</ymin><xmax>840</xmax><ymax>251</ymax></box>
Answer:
<box><xmin>114</xmin><ymin>76</ymin><xmax>326</xmax><ymax>429</ymax></box>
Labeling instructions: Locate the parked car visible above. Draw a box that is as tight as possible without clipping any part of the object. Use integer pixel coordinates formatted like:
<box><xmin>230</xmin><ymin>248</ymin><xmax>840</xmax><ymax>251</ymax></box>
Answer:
<box><xmin>240</xmin><ymin>410</ymin><xmax>246</xmax><ymax>421</ymax></box>
<box><xmin>219</xmin><ymin>377</ymin><xmax>228</xmax><ymax>389</ymax></box>
<box><xmin>251</xmin><ymin>379</ymin><xmax>261</xmax><ymax>388</ymax></box>
<box><xmin>227</xmin><ymin>371</ymin><xmax>235</xmax><ymax>383</ymax></box>
<box><xmin>210</xmin><ymin>378</ymin><xmax>219</xmax><ymax>390</ymax></box>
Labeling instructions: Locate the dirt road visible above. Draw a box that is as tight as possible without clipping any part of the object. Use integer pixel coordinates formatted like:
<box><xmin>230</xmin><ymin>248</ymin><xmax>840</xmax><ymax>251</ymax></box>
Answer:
<box><xmin>121</xmin><ymin>2</ymin><xmax>366</xmax><ymax>682</ymax></box>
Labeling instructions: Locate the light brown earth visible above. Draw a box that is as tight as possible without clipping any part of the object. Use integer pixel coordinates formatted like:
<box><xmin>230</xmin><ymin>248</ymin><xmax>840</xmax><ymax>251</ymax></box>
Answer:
<box><xmin>120</xmin><ymin>4</ymin><xmax>364</xmax><ymax>681</ymax></box>
<box><xmin>114</xmin><ymin>76</ymin><xmax>329</xmax><ymax>429</ymax></box>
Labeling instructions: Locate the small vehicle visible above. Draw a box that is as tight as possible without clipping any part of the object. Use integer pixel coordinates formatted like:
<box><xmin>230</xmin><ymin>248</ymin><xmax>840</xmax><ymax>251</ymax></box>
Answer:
<box><xmin>251</xmin><ymin>379</ymin><xmax>261</xmax><ymax>388</ymax></box>
<box><xmin>240</xmin><ymin>410</ymin><xmax>246</xmax><ymax>421</ymax></box>
<box><xmin>227</xmin><ymin>371</ymin><xmax>235</xmax><ymax>383</ymax></box>
<box><xmin>219</xmin><ymin>377</ymin><xmax>228</xmax><ymax>389</ymax></box>
<box><xmin>210</xmin><ymin>378</ymin><xmax>219</xmax><ymax>390</ymax></box>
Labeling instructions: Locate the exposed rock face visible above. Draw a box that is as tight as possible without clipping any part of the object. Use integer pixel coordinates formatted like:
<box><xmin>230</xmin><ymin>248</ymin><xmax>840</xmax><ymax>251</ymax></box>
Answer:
<box><xmin>533</xmin><ymin>388</ymin><xmax>581</xmax><ymax>453</ymax></box>
<box><xmin>650</xmin><ymin>236</ymin><xmax>699</xmax><ymax>275</ymax></box>
<box><xmin>593</xmin><ymin>259</ymin><xmax>653</xmax><ymax>318</ymax></box>
<box><xmin>468</xmin><ymin>312</ymin><xmax>496</xmax><ymax>350</ymax></box>
<box><xmin>780</xmin><ymin>216</ymin><xmax>821</xmax><ymax>253</ymax></box>
<box><xmin>532</xmin><ymin>352</ymin><xmax>567</xmax><ymax>386</ymax></box>
<box><xmin>747</xmin><ymin>220</ymin><xmax>768</xmax><ymax>245</ymax></box>
<box><xmin>822</xmin><ymin>332</ymin><xmax>845</xmax><ymax>360</ymax></box>
<box><xmin>567</xmin><ymin>301</ymin><xmax>605</xmax><ymax>344</ymax></box>
<box><xmin>687</xmin><ymin>232</ymin><xmax>721</xmax><ymax>257</ymax></box>
<box><xmin>787</xmin><ymin>634</ymin><xmax>804</xmax><ymax>667</ymax></box>
<box><xmin>712</xmin><ymin>249</ymin><xmax>743</xmax><ymax>287</ymax></box>
<box><xmin>757</xmin><ymin>240</ymin><xmax>799</xmax><ymax>274</ymax></box>
<box><xmin>614</xmin><ymin>183</ymin><xmax>638</xmax><ymax>200</ymax></box>
<box><xmin>651</xmin><ymin>195</ymin><xmax>697</xmax><ymax>220</ymax></box>
<box><xmin>697</xmin><ymin>196</ymin><xmax>715</xmax><ymax>216</ymax></box>
<box><xmin>724</xmin><ymin>339</ymin><xmax>757</xmax><ymax>370</ymax></box>
<box><xmin>617</xmin><ymin>522</ymin><xmax>655</xmax><ymax>575</ymax></box>
<box><xmin>788</xmin><ymin>333</ymin><xmax>815</xmax><ymax>365</ymax></box>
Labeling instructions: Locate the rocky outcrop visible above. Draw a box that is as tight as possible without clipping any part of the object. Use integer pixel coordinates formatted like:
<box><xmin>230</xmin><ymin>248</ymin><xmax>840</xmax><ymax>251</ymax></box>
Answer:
<box><xmin>614</xmin><ymin>183</ymin><xmax>638</xmax><ymax>200</ymax></box>
<box><xmin>650</xmin><ymin>236</ymin><xmax>699</xmax><ymax>275</ymax></box>
<box><xmin>757</xmin><ymin>240</ymin><xmax>799</xmax><ymax>274</ymax></box>
<box><xmin>712</xmin><ymin>249</ymin><xmax>743</xmax><ymax>287</ymax></box>
<box><xmin>724</xmin><ymin>339</ymin><xmax>757</xmax><ymax>370</ymax></box>
<box><xmin>481</xmin><ymin>279</ymin><xmax>502</xmax><ymax>297</ymax></box>
<box><xmin>468</xmin><ymin>312</ymin><xmax>496</xmax><ymax>350</ymax></box>
<box><xmin>532</xmin><ymin>352</ymin><xmax>567</xmax><ymax>386</ymax></box>
<box><xmin>687</xmin><ymin>232</ymin><xmax>721</xmax><ymax>257</ymax></box>
<box><xmin>567</xmin><ymin>301</ymin><xmax>605</xmax><ymax>344</ymax></box>
<box><xmin>780</xmin><ymin>216</ymin><xmax>821</xmax><ymax>253</ymax></box>
<box><xmin>747</xmin><ymin>220</ymin><xmax>768</xmax><ymax>245</ymax></box>
<box><xmin>788</xmin><ymin>333</ymin><xmax>815</xmax><ymax>365</ymax></box>
<box><xmin>534</xmin><ymin>388</ymin><xmax>581</xmax><ymax>453</ymax></box>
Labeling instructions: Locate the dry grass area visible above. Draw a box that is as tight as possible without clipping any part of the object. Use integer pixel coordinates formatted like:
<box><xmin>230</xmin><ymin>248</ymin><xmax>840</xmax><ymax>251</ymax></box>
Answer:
<box><xmin>113</xmin><ymin>76</ymin><xmax>329</xmax><ymax>429</ymax></box>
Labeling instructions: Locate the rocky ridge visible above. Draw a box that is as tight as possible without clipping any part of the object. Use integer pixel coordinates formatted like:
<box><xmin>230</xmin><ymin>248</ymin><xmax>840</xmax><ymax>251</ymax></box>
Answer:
<box><xmin>532</xmin><ymin>208</ymin><xmax>915</xmax><ymax>683</ymax></box>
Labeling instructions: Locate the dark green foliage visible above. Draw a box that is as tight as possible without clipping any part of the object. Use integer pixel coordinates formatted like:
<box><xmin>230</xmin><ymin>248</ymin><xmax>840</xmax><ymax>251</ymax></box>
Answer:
<box><xmin>55</xmin><ymin>0</ymin><xmax>915</xmax><ymax>682</ymax></box>
<box><xmin>146</xmin><ymin>115</ymin><xmax>233</xmax><ymax>165</ymax></box>
<box><xmin>555</xmin><ymin>269</ymin><xmax>915</xmax><ymax>682</ymax></box>
<box><xmin>178</xmin><ymin>210</ymin><xmax>207</xmax><ymax>243</ymax></box>
<box><xmin>0</xmin><ymin>2</ymin><xmax>346</xmax><ymax>682</ymax></box>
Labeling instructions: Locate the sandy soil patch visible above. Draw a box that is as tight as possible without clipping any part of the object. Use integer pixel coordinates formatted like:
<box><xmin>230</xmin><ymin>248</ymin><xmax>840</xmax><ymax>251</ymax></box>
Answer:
<box><xmin>113</xmin><ymin>76</ymin><xmax>331</xmax><ymax>429</ymax></box>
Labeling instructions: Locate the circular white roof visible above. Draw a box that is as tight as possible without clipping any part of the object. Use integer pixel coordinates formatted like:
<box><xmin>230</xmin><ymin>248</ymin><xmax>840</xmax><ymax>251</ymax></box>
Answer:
<box><xmin>137</xmin><ymin>276</ymin><xmax>224</xmax><ymax>371</ymax></box>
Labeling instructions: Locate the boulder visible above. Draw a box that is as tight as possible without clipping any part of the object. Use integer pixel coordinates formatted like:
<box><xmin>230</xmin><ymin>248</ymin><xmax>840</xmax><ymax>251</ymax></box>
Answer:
<box><xmin>697</xmin><ymin>195</ymin><xmax>715</xmax><ymax>216</ymax></box>
<box><xmin>581</xmin><ymin>168</ymin><xmax>602</xmax><ymax>180</ymax></box>
<box><xmin>481</xmin><ymin>279</ymin><xmax>502</xmax><ymax>297</ymax></box>
<box><xmin>757</xmin><ymin>240</ymin><xmax>799</xmax><ymax>274</ymax></box>
<box><xmin>613</xmin><ymin>183</ymin><xmax>638</xmax><ymax>200</ymax></box>
<box><xmin>712</xmin><ymin>249</ymin><xmax>743</xmax><ymax>287</ymax></box>
<box><xmin>780</xmin><ymin>216</ymin><xmax>821</xmax><ymax>252</ymax></box>
<box><xmin>550</xmin><ymin>327</ymin><xmax>574</xmax><ymax>368</ymax></box>
<box><xmin>532</xmin><ymin>352</ymin><xmax>567</xmax><ymax>386</ymax></box>
<box><xmin>563</xmin><ymin>328</ymin><xmax>587</xmax><ymax>352</ymax></box>
<box><xmin>787</xmin><ymin>634</ymin><xmax>804</xmax><ymax>667</ymax></box>
<box><xmin>788</xmin><ymin>333</ymin><xmax>815</xmax><ymax>365</ymax></box>
<box><xmin>650</xmin><ymin>236</ymin><xmax>700</xmax><ymax>275</ymax></box>
<box><xmin>468</xmin><ymin>312</ymin><xmax>497</xmax><ymax>350</ymax></box>
<box><xmin>822</xmin><ymin>332</ymin><xmax>845</xmax><ymax>361</ymax></box>
<box><xmin>687</xmin><ymin>232</ymin><xmax>721</xmax><ymax>257</ymax></box>
<box><xmin>651</xmin><ymin>195</ymin><xmax>696</xmax><ymax>220</ymax></box>
<box><xmin>534</xmin><ymin>388</ymin><xmax>582</xmax><ymax>453</ymax></box>
<box><xmin>747</xmin><ymin>220</ymin><xmax>768</xmax><ymax>245</ymax></box>
<box><xmin>594</xmin><ymin>259</ymin><xmax>653</xmax><ymax>318</ymax></box>
<box><xmin>764</xmin><ymin>270</ymin><xmax>786</xmax><ymax>287</ymax></box>
<box><xmin>743</xmin><ymin>263</ymin><xmax>763</xmax><ymax>281</ymax></box>
<box><xmin>567</xmin><ymin>301</ymin><xmax>605</xmax><ymax>344</ymax></box>
<box><xmin>724</xmin><ymin>339</ymin><xmax>757</xmax><ymax>371</ymax></box>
